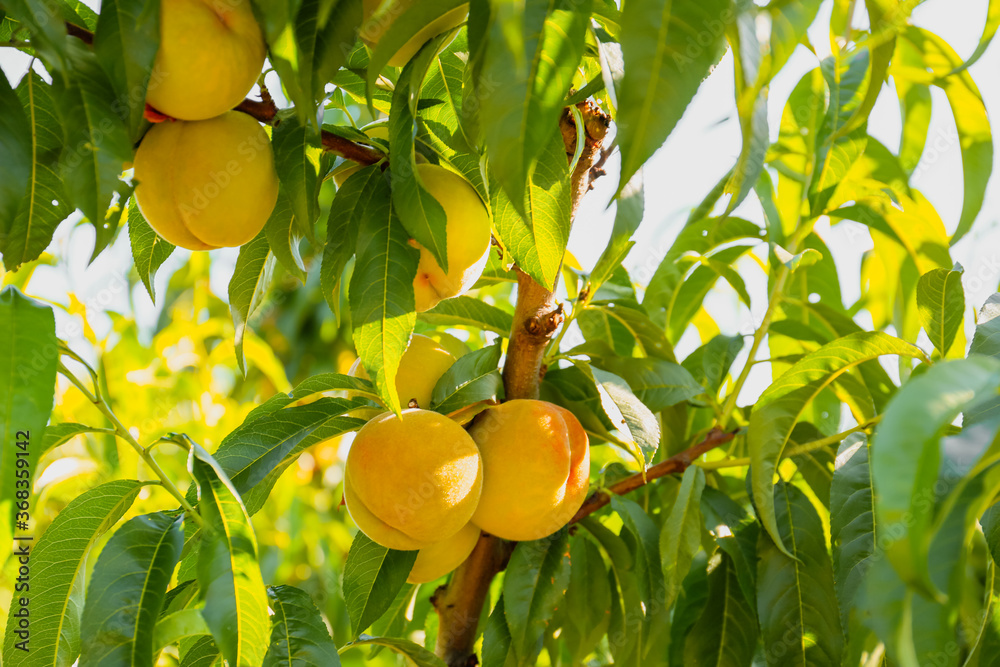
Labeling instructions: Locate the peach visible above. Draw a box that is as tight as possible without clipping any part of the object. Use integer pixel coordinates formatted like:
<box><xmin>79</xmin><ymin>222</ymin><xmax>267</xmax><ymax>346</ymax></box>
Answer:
<box><xmin>349</xmin><ymin>333</ymin><xmax>459</xmax><ymax>409</ymax></box>
<box><xmin>133</xmin><ymin>111</ymin><xmax>278</xmax><ymax>250</ymax></box>
<box><xmin>407</xmin><ymin>522</ymin><xmax>480</xmax><ymax>584</ymax></box>
<box><xmin>146</xmin><ymin>0</ymin><xmax>266</xmax><ymax>121</ymax></box>
<box><xmin>345</xmin><ymin>409</ymin><xmax>483</xmax><ymax>550</ymax></box>
<box><xmin>469</xmin><ymin>400</ymin><xmax>590</xmax><ymax>542</ymax></box>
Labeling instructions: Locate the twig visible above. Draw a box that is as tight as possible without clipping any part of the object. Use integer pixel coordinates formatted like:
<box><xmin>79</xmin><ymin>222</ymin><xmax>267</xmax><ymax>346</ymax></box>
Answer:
<box><xmin>570</xmin><ymin>428</ymin><xmax>738</xmax><ymax>523</ymax></box>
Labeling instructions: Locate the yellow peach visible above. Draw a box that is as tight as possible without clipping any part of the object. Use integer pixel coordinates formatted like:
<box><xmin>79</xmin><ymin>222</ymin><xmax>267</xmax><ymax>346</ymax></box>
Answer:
<box><xmin>146</xmin><ymin>0</ymin><xmax>266</xmax><ymax>121</ymax></box>
<box><xmin>407</xmin><ymin>522</ymin><xmax>480</xmax><ymax>584</ymax></box>
<box><xmin>361</xmin><ymin>0</ymin><xmax>468</xmax><ymax>67</ymax></box>
<box><xmin>349</xmin><ymin>333</ymin><xmax>458</xmax><ymax>409</ymax></box>
<box><xmin>133</xmin><ymin>111</ymin><xmax>279</xmax><ymax>250</ymax></box>
<box><xmin>345</xmin><ymin>409</ymin><xmax>483</xmax><ymax>550</ymax></box>
<box><xmin>469</xmin><ymin>400</ymin><xmax>590</xmax><ymax>542</ymax></box>
<box><xmin>411</xmin><ymin>164</ymin><xmax>491</xmax><ymax>312</ymax></box>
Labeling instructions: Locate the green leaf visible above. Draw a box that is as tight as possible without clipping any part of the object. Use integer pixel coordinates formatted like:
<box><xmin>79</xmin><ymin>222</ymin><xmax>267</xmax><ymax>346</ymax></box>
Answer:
<box><xmin>189</xmin><ymin>444</ymin><xmax>269</xmax><ymax>667</ymax></box>
<box><xmin>898</xmin><ymin>27</ymin><xmax>993</xmax><ymax>244</ymax></box>
<box><xmin>264</xmin><ymin>585</ymin><xmax>341</xmax><ymax>666</ymax></box>
<box><xmin>0</xmin><ymin>0</ymin><xmax>71</xmax><ymax>70</ymax></box>
<box><xmin>972</xmin><ymin>293</ymin><xmax>1000</xmax><ymax>358</ymax></box>
<box><xmin>699</xmin><ymin>487</ymin><xmax>758</xmax><ymax>610</ymax></box>
<box><xmin>592</xmin><ymin>357</ymin><xmax>703</xmax><ymax>413</ymax></box>
<box><xmin>916</xmin><ymin>266</ymin><xmax>965</xmax><ymax>357</ymax></box>
<box><xmin>92</xmin><ymin>0</ymin><xmax>159</xmax><ymax>140</ymax></box>
<box><xmin>179</xmin><ymin>636</ymin><xmax>220</xmax><ymax>667</ymax></box>
<box><xmin>264</xmin><ymin>190</ymin><xmax>307</xmax><ymax>283</ymax></box>
<box><xmin>431</xmin><ymin>341</ymin><xmax>503</xmax><ymax>413</ymax></box>
<box><xmin>0</xmin><ymin>67</ymin><xmax>31</xmax><ymax>228</ymax></box>
<box><xmin>774</xmin><ymin>246</ymin><xmax>823</xmax><ymax>272</ymax></box>
<box><xmin>682</xmin><ymin>554</ymin><xmax>757</xmax><ymax>667</ymax></box>
<box><xmin>340</xmin><ymin>635</ymin><xmax>446</xmax><ymax>667</ymax></box>
<box><xmin>947</xmin><ymin>0</ymin><xmax>1000</xmax><ymax>75</ymax></box>
<box><xmin>389</xmin><ymin>53</ymin><xmax>451</xmax><ymax>272</ymax></box>
<box><xmin>128</xmin><ymin>199</ymin><xmax>174</xmax><ymax>304</ymax></box>
<box><xmin>153</xmin><ymin>609</ymin><xmax>210</xmax><ymax>654</ymax></box>
<box><xmin>724</xmin><ymin>6</ymin><xmax>768</xmax><ymax>213</ymax></box>
<box><xmin>560</xmin><ymin>537</ymin><xmax>611</xmax><ymax>664</ymax></box>
<box><xmin>480</xmin><ymin>0</ymin><xmax>590</xmax><ymax>213</ymax></box>
<box><xmin>616</xmin><ymin>0</ymin><xmax>731</xmax><ymax>193</ymax></box>
<box><xmin>80</xmin><ymin>512</ymin><xmax>184</xmax><ymax>667</ymax></box>
<box><xmin>502</xmin><ymin>529</ymin><xmax>571</xmax><ymax>666</ymax></box>
<box><xmin>228</xmin><ymin>230</ymin><xmax>275</xmax><ymax>376</ymax></box>
<box><xmin>204</xmin><ymin>396</ymin><xmax>371</xmax><ymax>517</ymax></box>
<box><xmin>271</xmin><ymin>112</ymin><xmax>321</xmax><ymax>239</ymax></box>
<box><xmin>320</xmin><ymin>165</ymin><xmax>380</xmax><ymax>317</ymax></box>
<box><xmin>590</xmin><ymin>365</ymin><xmax>661</xmax><ymax>467</ymax></box>
<box><xmin>418</xmin><ymin>295</ymin><xmax>514</xmax><ymax>335</ymax></box>
<box><xmin>613</xmin><ymin>497</ymin><xmax>670</xmax><ymax>658</ymax></box>
<box><xmin>829</xmin><ymin>434</ymin><xmax>875</xmax><ymax>633</ymax></box>
<box><xmin>2</xmin><ymin>72</ymin><xmax>72</xmax><ymax>271</ymax></box>
<box><xmin>491</xmin><ymin>122</ymin><xmax>572</xmax><ymax>290</ymax></box>
<box><xmin>51</xmin><ymin>41</ymin><xmax>132</xmax><ymax>233</ymax></box>
<box><xmin>0</xmin><ymin>286</ymin><xmax>56</xmax><ymax>530</ymax></box>
<box><xmin>481</xmin><ymin>597</ymin><xmax>517</xmax><ymax>667</ymax></box>
<box><xmin>761</xmin><ymin>0</ymin><xmax>821</xmax><ymax>81</ymax></box>
<box><xmin>342</xmin><ymin>533</ymin><xmax>418</xmax><ymax>638</ymax></box>
<box><xmin>590</xmin><ymin>168</ymin><xmax>644</xmax><ymax>294</ymax></box>
<box><xmin>750</xmin><ymin>331</ymin><xmax>924</xmax><ymax>555</ymax></box>
<box><xmin>349</xmin><ymin>170</ymin><xmax>420</xmax><ymax>415</ymax></box>
<box><xmin>681</xmin><ymin>334</ymin><xmax>744</xmax><ymax>395</ymax></box>
<box><xmin>40</xmin><ymin>422</ymin><xmax>108</xmax><ymax>458</ymax></box>
<box><xmin>2</xmin><ymin>480</ymin><xmax>147</xmax><ymax>667</ymax></box>
<box><xmin>660</xmin><ymin>465</ymin><xmax>705</xmax><ymax>610</ymax></box>
<box><xmin>757</xmin><ymin>481</ymin><xmax>844</xmax><ymax>667</ymax></box>
<box><xmin>365</xmin><ymin>0</ymin><xmax>466</xmax><ymax>90</ymax></box>
<box><xmin>870</xmin><ymin>357</ymin><xmax>1000</xmax><ymax>593</ymax></box>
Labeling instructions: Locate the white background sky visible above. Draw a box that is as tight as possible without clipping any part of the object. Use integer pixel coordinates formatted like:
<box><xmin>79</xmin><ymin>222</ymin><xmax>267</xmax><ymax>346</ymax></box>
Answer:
<box><xmin>2</xmin><ymin>0</ymin><xmax>998</xmax><ymax>406</ymax></box>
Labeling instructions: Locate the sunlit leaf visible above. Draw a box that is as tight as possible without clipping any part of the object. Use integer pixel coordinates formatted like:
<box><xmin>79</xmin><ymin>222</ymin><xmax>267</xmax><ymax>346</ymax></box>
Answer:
<box><xmin>342</xmin><ymin>533</ymin><xmax>418</xmax><ymax>638</ymax></box>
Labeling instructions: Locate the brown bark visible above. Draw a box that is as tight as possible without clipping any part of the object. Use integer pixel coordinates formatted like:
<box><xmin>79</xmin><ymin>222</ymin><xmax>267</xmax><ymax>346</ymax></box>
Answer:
<box><xmin>433</xmin><ymin>101</ymin><xmax>611</xmax><ymax>667</ymax></box>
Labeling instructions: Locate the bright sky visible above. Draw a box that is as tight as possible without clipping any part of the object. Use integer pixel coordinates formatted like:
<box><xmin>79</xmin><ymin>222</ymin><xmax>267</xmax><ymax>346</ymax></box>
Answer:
<box><xmin>2</xmin><ymin>1</ymin><xmax>997</xmax><ymax>406</ymax></box>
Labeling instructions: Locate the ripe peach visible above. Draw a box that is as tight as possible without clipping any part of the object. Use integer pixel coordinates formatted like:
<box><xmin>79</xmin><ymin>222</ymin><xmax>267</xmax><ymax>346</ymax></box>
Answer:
<box><xmin>146</xmin><ymin>0</ymin><xmax>266</xmax><ymax>121</ymax></box>
<box><xmin>345</xmin><ymin>409</ymin><xmax>483</xmax><ymax>550</ymax></box>
<box><xmin>469</xmin><ymin>400</ymin><xmax>590</xmax><ymax>542</ymax></box>
<box><xmin>407</xmin><ymin>522</ymin><xmax>480</xmax><ymax>584</ymax></box>
<box><xmin>361</xmin><ymin>0</ymin><xmax>468</xmax><ymax>67</ymax></box>
<box><xmin>410</xmin><ymin>164</ymin><xmax>491</xmax><ymax>312</ymax></box>
<box><xmin>349</xmin><ymin>333</ymin><xmax>459</xmax><ymax>409</ymax></box>
<box><xmin>133</xmin><ymin>111</ymin><xmax>278</xmax><ymax>250</ymax></box>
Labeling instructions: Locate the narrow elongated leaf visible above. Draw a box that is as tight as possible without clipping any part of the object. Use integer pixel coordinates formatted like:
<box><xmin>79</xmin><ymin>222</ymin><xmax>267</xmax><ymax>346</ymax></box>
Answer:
<box><xmin>616</xmin><ymin>0</ymin><xmax>731</xmax><ymax>193</ymax></box>
<box><xmin>590</xmin><ymin>169</ymin><xmax>644</xmax><ymax>294</ymax></box>
<box><xmin>390</xmin><ymin>54</ymin><xmax>450</xmax><ymax>271</ymax></box>
<box><xmin>724</xmin><ymin>6</ymin><xmax>767</xmax><ymax>213</ymax></box>
<box><xmin>229</xmin><ymin>230</ymin><xmax>275</xmax><ymax>375</ymax></box>
<box><xmin>179</xmin><ymin>636</ymin><xmax>220</xmax><ymax>667</ymax></box>
<box><xmin>128</xmin><ymin>200</ymin><xmax>174</xmax><ymax>303</ymax></box>
<box><xmin>593</xmin><ymin>357</ymin><xmax>703</xmax><ymax>412</ymax></box>
<box><xmin>349</xmin><ymin>171</ymin><xmax>420</xmax><ymax>415</ymax></box>
<box><xmin>431</xmin><ymin>341</ymin><xmax>503</xmax><ymax>413</ymax></box>
<box><xmin>51</xmin><ymin>41</ymin><xmax>132</xmax><ymax>232</ymax></box>
<box><xmin>153</xmin><ymin>609</ymin><xmax>210</xmax><ymax>654</ymax></box>
<box><xmin>750</xmin><ymin>332</ymin><xmax>924</xmax><ymax>554</ymax></box>
<box><xmin>917</xmin><ymin>266</ymin><xmax>965</xmax><ymax>357</ymax></box>
<box><xmin>700</xmin><ymin>488</ymin><xmax>758</xmax><ymax>610</ymax></box>
<box><xmin>830</xmin><ymin>434</ymin><xmax>875</xmax><ymax>633</ymax></box>
<box><xmin>419</xmin><ymin>294</ymin><xmax>513</xmax><ymax>335</ymax></box>
<box><xmin>341</xmin><ymin>635</ymin><xmax>446</xmax><ymax>667</ymax></box>
<box><xmin>947</xmin><ymin>0</ymin><xmax>1000</xmax><ymax>75</ymax></box>
<box><xmin>2</xmin><ymin>480</ymin><xmax>147</xmax><ymax>667</ymax></box>
<box><xmin>682</xmin><ymin>334</ymin><xmax>744</xmax><ymax>395</ymax></box>
<box><xmin>971</xmin><ymin>293</ymin><xmax>1000</xmax><ymax>359</ymax></box>
<box><xmin>503</xmin><ymin>529</ymin><xmax>571</xmax><ymax>665</ymax></box>
<box><xmin>2</xmin><ymin>72</ymin><xmax>72</xmax><ymax>270</ymax></box>
<box><xmin>871</xmin><ymin>357</ymin><xmax>1000</xmax><ymax>592</ymax></box>
<box><xmin>264</xmin><ymin>190</ymin><xmax>307</xmax><ymax>283</ymax></box>
<box><xmin>660</xmin><ymin>465</ymin><xmax>705</xmax><ymax>610</ymax></box>
<box><xmin>491</xmin><ymin>125</ymin><xmax>571</xmax><ymax>290</ymax></box>
<box><xmin>272</xmin><ymin>112</ymin><xmax>321</xmax><ymax>238</ymax></box>
<box><xmin>0</xmin><ymin>67</ymin><xmax>31</xmax><ymax>228</ymax></box>
<box><xmin>40</xmin><ymin>423</ymin><xmax>108</xmax><ymax>458</ymax></box>
<box><xmin>365</xmin><ymin>0</ymin><xmax>466</xmax><ymax>90</ymax></box>
<box><xmin>480</xmin><ymin>0</ymin><xmax>590</xmax><ymax>212</ymax></box>
<box><xmin>189</xmin><ymin>444</ymin><xmax>269</xmax><ymax>667</ymax></box>
<box><xmin>683</xmin><ymin>554</ymin><xmax>757</xmax><ymax>666</ymax></box>
<box><xmin>757</xmin><ymin>482</ymin><xmax>843</xmax><ymax>667</ymax></box>
<box><xmin>80</xmin><ymin>512</ymin><xmax>184</xmax><ymax>667</ymax></box>
<box><xmin>762</xmin><ymin>0</ymin><xmax>821</xmax><ymax>81</ymax></box>
<box><xmin>342</xmin><ymin>533</ymin><xmax>418</xmax><ymax>637</ymax></box>
<box><xmin>560</xmin><ymin>537</ymin><xmax>611</xmax><ymax>664</ymax></box>
<box><xmin>613</xmin><ymin>497</ymin><xmax>670</xmax><ymax>658</ymax></box>
<box><xmin>92</xmin><ymin>0</ymin><xmax>159</xmax><ymax>140</ymax></box>
<box><xmin>482</xmin><ymin>597</ymin><xmax>516</xmax><ymax>667</ymax></box>
<box><xmin>264</xmin><ymin>585</ymin><xmax>341</xmax><ymax>666</ymax></box>
<box><xmin>321</xmin><ymin>166</ymin><xmax>380</xmax><ymax>315</ymax></box>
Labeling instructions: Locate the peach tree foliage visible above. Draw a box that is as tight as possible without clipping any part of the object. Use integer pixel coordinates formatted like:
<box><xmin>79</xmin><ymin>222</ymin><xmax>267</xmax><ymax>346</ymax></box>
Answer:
<box><xmin>0</xmin><ymin>0</ymin><xmax>998</xmax><ymax>666</ymax></box>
